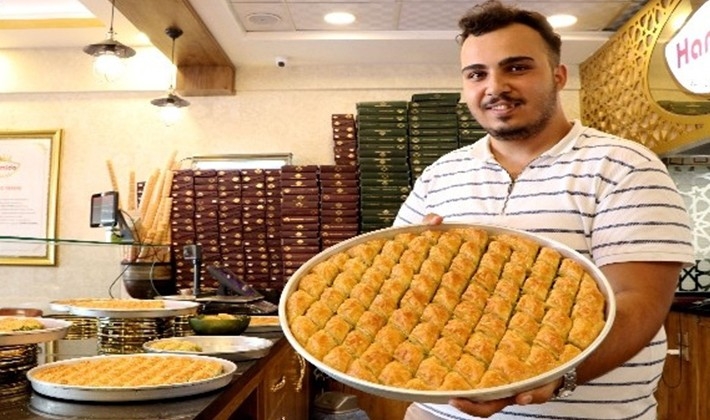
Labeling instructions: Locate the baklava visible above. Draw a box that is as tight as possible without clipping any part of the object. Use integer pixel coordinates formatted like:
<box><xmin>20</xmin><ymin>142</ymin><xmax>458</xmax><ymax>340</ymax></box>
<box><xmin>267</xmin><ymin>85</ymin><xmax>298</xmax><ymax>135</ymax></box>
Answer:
<box><xmin>286</xmin><ymin>227</ymin><xmax>606</xmax><ymax>391</ymax></box>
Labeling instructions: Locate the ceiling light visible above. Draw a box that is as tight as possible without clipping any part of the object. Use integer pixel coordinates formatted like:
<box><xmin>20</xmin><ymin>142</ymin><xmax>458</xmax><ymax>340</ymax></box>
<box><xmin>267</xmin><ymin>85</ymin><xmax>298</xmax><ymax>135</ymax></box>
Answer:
<box><xmin>151</xmin><ymin>27</ymin><xmax>190</xmax><ymax>127</ymax></box>
<box><xmin>547</xmin><ymin>14</ymin><xmax>578</xmax><ymax>29</ymax></box>
<box><xmin>82</xmin><ymin>0</ymin><xmax>135</xmax><ymax>82</ymax></box>
<box><xmin>324</xmin><ymin>11</ymin><xmax>356</xmax><ymax>26</ymax></box>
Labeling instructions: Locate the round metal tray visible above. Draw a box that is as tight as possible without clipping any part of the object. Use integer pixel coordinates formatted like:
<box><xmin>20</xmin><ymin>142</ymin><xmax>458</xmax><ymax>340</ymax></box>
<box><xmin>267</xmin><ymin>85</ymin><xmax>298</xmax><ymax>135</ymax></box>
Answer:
<box><xmin>0</xmin><ymin>317</ymin><xmax>72</xmax><ymax>346</ymax></box>
<box><xmin>65</xmin><ymin>300</ymin><xmax>200</xmax><ymax>319</ymax></box>
<box><xmin>278</xmin><ymin>223</ymin><xmax>616</xmax><ymax>403</ymax></box>
<box><xmin>143</xmin><ymin>335</ymin><xmax>274</xmax><ymax>361</ymax></box>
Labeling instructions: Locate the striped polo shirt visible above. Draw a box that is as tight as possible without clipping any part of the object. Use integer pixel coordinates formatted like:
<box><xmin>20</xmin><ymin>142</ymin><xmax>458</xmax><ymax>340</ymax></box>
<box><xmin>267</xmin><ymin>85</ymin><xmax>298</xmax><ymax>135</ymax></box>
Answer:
<box><xmin>394</xmin><ymin>120</ymin><xmax>695</xmax><ymax>420</ymax></box>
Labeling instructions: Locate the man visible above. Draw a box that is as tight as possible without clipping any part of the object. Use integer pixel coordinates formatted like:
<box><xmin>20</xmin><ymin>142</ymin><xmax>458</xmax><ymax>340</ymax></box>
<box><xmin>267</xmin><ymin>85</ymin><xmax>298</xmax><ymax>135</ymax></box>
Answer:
<box><xmin>396</xmin><ymin>1</ymin><xmax>694</xmax><ymax>419</ymax></box>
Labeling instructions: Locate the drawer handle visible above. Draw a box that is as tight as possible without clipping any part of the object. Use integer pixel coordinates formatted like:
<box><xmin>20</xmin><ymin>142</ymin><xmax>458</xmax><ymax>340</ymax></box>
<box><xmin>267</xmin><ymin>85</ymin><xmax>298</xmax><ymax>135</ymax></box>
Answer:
<box><xmin>271</xmin><ymin>376</ymin><xmax>286</xmax><ymax>392</ymax></box>
<box><xmin>295</xmin><ymin>354</ymin><xmax>306</xmax><ymax>392</ymax></box>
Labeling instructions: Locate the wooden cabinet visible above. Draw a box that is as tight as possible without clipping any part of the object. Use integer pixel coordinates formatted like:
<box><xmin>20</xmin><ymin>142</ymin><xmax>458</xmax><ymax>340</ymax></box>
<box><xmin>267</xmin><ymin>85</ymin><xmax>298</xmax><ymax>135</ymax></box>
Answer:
<box><xmin>656</xmin><ymin>310</ymin><xmax>710</xmax><ymax>420</ymax></box>
<box><xmin>327</xmin><ymin>382</ymin><xmax>411</xmax><ymax>420</ymax></box>
<box><xmin>196</xmin><ymin>338</ymin><xmax>310</xmax><ymax>420</ymax></box>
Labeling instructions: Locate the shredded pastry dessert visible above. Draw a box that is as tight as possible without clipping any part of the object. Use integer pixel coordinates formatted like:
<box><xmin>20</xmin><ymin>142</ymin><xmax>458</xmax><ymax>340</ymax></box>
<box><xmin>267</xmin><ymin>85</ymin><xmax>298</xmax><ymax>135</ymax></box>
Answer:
<box><xmin>149</xmin><ymin>339</ymin><xmax>203</xmax><ymax>352</ymax></box>
<box><xmin>0</xmin><ymin>317</ymin><xmax>44</xmax><ymax>332</ymax></box>
<box><xmin>285</xmin><ymin>227</ymin><xmax>606</xmax><ymax>391</ymax></box>
<box><xmin>31</xmin><ymin>355</ymin><xmax>223</xmax><ymax>387</ymax></box>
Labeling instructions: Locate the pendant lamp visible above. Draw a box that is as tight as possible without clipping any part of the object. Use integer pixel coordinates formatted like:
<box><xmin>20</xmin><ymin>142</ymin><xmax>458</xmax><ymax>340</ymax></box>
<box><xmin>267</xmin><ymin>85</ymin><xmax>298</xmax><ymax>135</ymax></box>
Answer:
<box><xmin>83</xmin><ymin>0</ymin><xmax>136</xmax><ymax>82</ymax></box>
<box><xmin>151</xmin><ymin>27</ymin><xmax>190</xmax><ymax>126</ymax></box>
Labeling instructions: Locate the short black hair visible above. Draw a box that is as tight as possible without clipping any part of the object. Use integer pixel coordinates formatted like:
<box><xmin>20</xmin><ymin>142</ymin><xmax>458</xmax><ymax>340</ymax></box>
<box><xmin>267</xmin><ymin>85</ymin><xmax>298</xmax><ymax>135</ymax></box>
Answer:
<box><xmin>457</xmin><ymin>0</ymin><xmax>562</xmax><ymax>65</ymax></box>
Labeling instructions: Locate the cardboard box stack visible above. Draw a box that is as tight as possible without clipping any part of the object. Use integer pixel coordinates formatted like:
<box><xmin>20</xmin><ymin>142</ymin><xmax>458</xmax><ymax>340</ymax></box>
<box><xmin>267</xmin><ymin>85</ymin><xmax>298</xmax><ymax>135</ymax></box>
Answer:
<box><xmin>456</xmin><ymin>102</ymin><xmax>487</xmax><ymax>147</ymax></box>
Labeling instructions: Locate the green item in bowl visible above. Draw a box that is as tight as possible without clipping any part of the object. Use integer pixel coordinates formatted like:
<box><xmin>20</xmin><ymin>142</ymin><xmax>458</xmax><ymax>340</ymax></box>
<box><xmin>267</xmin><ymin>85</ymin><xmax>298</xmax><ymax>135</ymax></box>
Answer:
<box><xmin>189</xmin><ymin>313</ymin><xmax>251</xmax><ymax>335</ymax></box>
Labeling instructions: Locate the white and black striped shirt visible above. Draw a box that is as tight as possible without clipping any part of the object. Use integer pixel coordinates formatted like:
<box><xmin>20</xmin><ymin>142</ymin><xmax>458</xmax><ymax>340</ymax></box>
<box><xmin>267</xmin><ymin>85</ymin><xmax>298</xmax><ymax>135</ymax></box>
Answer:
<box><xmin>395</xmin><ymin>120</ymin><xmax>694</xmax><ymax>420</ymax></box>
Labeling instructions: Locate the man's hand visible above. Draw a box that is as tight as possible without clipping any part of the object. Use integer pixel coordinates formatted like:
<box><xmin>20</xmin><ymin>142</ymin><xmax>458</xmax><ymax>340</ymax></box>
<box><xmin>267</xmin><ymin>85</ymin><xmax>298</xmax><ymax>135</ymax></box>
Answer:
<box><xmin>422</xmin><ymin>213</ymin><xmax>443</xmax><ymax>225</ymax></box>
<box><xmin>449</xmin><ymin>379</ymin><xmax>561</xmax><ymax>418</ymax></box>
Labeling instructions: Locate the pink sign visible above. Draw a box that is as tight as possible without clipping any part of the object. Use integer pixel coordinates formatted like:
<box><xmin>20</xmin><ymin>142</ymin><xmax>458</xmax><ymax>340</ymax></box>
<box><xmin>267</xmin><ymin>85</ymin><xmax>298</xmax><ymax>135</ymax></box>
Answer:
<box><xmin>664</xmin><ymin>1</ymin><xmax>710</xmax><ymax>95</ymax></box>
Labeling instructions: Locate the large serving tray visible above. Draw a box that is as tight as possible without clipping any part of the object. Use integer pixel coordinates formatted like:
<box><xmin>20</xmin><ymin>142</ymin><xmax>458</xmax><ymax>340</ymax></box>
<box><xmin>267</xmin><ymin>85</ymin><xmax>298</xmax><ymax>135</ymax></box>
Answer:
<box><xmin>143</xmin><ymin>335</ymin><xmax>274</xmax><ymax>361</ymax></box>
<box><xmin>0</xmin><ymin>316</ymin><xmax>72</xmax><ymax>346</ymax></box>
<box><xmin>278</xmin><ymin>223</ymin><xmax>617</xmax><ymax>403</ymax></box>
<box><xmin>27</xmin><ymin>353</ymin><xmax>236</xmax><ymax>402</ymax></box>
<box><xmin>61</xmin><ymin>299</ymin><xmax>200</xmax><ymax>319</ymax></box>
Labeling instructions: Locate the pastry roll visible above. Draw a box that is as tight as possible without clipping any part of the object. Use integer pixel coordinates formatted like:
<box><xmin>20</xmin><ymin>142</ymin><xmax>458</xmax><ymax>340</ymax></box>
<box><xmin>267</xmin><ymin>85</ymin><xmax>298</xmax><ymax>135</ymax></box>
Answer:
<box><xmin>545</xmin><ymin>288</ymin><xmax>575</xmax><ymax>315</ymax></box>
<box><xmin>436</xmin><ymin>230</ymin><xmax>464</xmax><ymax>254</ymax></box>
<box><xmin>328</xmin><ymin>252</ymin><xmax>351</xmax><ymax>270</ymax></box>
<box><xmin>464</xmin><ymin>332</ymin><xmax>498</xmax><ymax>365</ymax></box>
<box><xmin>453</xmin><ymin>353</ymin><xmax>486</xmax><ymax>386</ymax></box>
<box><xmin>476</xmin><ymin>369</ymin><xmax>508</xmax><ymax>389</ymax></box>
<box><xmin>359</xmin><ymin>342</ymin><xmax>392</xmax><ymax>377</ymax></box>
<box><xmin>420</xmin><ymin>302</ymin><xmax>452</xmax><ymax>329</ymax></box>
<box><xmin>558</xmin><ymin>344</ymin><xmax>582</xmax><ymax>364</ymax></box>
<box><xmin>320</xmin><ymin>287</ymin><xmax>347</xmax><ymax>313</ymax></box>
<box><xmin>337</xmin><ymin>298</ymin><xmax>366</xmax><ymax>326</ymax></box>
<box><xmin>453</xmin><ymin>227</ymin><xmax>488</xmax><ymax>249</ymax></box>
<box><xmin>568</xmin><ymin>316</ymin><xmax>605</xmax><ymax>349</ymax></box>
<box><xmin>368</xmin><ymin>294</ymin><xmax>398</xmax><ymax>318</ymax></box>
<box><xmin>399</xmin><ymin>288</ymin><xmax>431</xmax><ymax>316</ymax></box>
<box><xmin>342</xmin><ymin>329</ymin><xmax>372</xmax><ymax>358</ymax></box>
<box><xmin>332</xmin><ymin>271</ymin><xmax>360</xmax><ymax>295</ymax></box>
<box><xmin>429</xmin><ymin>336</ymin><xmax>463</xmax><ymax>369</ymax></box>
<box><xmin>472</xmin><ymin>267</ymin><xmax>499</xmax><ymax>293</ymax></box>
<box><xmin>381</xmin><ymin>239</ymin><xmax>407</xmax><ymax>261</ymax></box>
<box><xmin>370</xmin><ymin>255</ymin><xmax>397</xmax><ymax>275</ymax></box>
<box><xmin>360</xmin><ymin>264</ymin><xmax>389</xmax><ymax>287</ymax></box>
<box><xmin>419</xmin><ymin>258</ymin><xmax>448</xmax><ymax>283</ymax></box>
<box><xmin>305</xmin><ymin>330</ymin><xmax>338</xmax><ymax>360</ymax></box>
<box><xmin>322</xmin><ymin>346</ymin><xmax>353</xmax><ymax>372</ymax></box>
<box><xmin>441</xmin><ymin>317</ymin><xmax>475</xmax><ymax>347</ymax></box>
<box><xmin>389</xmin><ymin>306</ymin><xmax>421</xmax><ymax>335</ymax></box>
<box><xmin>356</xmin><ymin>311</ymin><xmax>387</xmax><ymax>339</ymax></box>
<box><xmin>349</xmin><ymin>282</ymin><xmax>378</xmax><ymax>307</ymax></box>
<box><xmin>379</xmin><ymin>361</ymin><xmax>413</xmax><ymax>387</ymax></box>
<box><xmin>461</xmin><ymin>282</ymin><xmax>490</xmax><ymax>307</ymax></box>
<box><xmin>409</xmin><ymin>321</ymin><xmax>441</xmax><ymax>352</ymax></box>
<box><xmin>478</xmin><ymin>251</ymin><xmax>507</xmax><ymax>277</ymax></box>
<box><xmin>533</xmin><ymin>325</ymin><xmax>566</xmax><ymax>358</ymax></box>
<box><xmin>285</xmin><ymin>290</ymin><xmax>315</xmax><ymax>321</ymax></box>
<box><xmin>507</xmin><ymin>311</ymin><xmax>540</xmax><ymax>343</ymax></box>
<box><xmin>324</xmin><ymin>315</ymin><xmax>352</xmax><ymax>343</ymax></box>
<box><xmin>374</xmin><ymin>325</ymin><xmax>407</xmax><ymax>352</ymax></box>
<box><xmin>394</xmin><ymin>340</ymin><xmax>426</xmax><ymax>374</ymax></box>
<box><xmin>379</xmin><ymin>277</ymin><xmax>409</xmax><ymax>303</ymax></box>
<box><xmin>393</xmin><ymin>232</ymin><xmax>418</xmax><ymax>245</ymax></box>
<box><xmin>508</xmin><ymin>250</ymin><xmax>535</xmax><ymax>270</ymax></box>
<box><xmin>558</xmin><ymin>258</ymin><xmax>585</xmax><ymax>281</ymax></box>
<box><xmin>415</xmin><ymin>357</ymin><xmax>448</xmax><ymax>388</ymax></box>
<box><xmin>488</xmin><ymin>351</ymin><xmax>533</xmax><ymax>383</ymax></box>
<box><xmin>405</xmin><ymin>378</ymin><xmax>432</xmax><ymax>390</ymax></box>
<box><xmin>305</xmin><ymin>300</ymin><xmax>333</xmax><ymax>329</ymax></box>
<box><xmin>521</xmin><ymin>275</ymin><xmax>552</xmax><ymax>301</ymax></box>
<box><xmin>448</xmin><ymin>255</ymin><xmax>478</xmax><ymax>280</ymax></box>
<box><xmin>310</xmin><ymin>260</ymin><xmax>341</xmax><ymax>284</ymax></box>
<box><xmin>457</xmin><ymin>242</ymin><xmax>484</xmax><ymax>264</ymax></box>
<box><xmin>440</xmin><ymin>271</ymin><xmax>468</xmax><ymax>296</ymax></box>
<box><xmin>541</xmin><ymin>307</ymin><xmax>573</xmax><ymax>337</ymax></box>
<box><xmin>422</xmin><ymin>230</ymin><xmax>442</xmax><ymax>243</ymax></box>
<box><xmin>551</xmin><ymin>275</ymin><xmax>580</xmax><ymax>296</ymax></box>
<box><xmin>346</xmin><ymin>359</ymin><xmax>378</xmax><ymax>383</ymax></box>
<box><xmin>487</xmin><ymin>240</ymin><xmax>513</xmax><ymax>259</ymax></box>
<box><xmin>493</xmin><ymin>278</ymin><xmax>520</xmax><ymax>303</ymax></box>
<box><xmin>475</xmin><ymin>313</ymin><xmax>507</xmax><ymax>343</ymax></box>
<box><xmin>409</xmin><ymin>274</ymin><xmax>439</xmax><ymax>301</ymax></box>
<box><xmin>342</xmin><ymin>258</ymin><xmax>369</xmax><ymax>277</ymax></box>
<box><xmin>432</xmin><ymin>286</ymin><xmax>460</xmax><ymax>313</ymax></box>
<box><xmin>526</xmin><ymin>345</ymin><xmax>558</xmax><ymax>375</ymax></box>
<box><xmin>497</xmin><ymin>330</ymin><xmax>531</xmax><ymax>360</ymax></box>
<box><xmin>496</xmin><ymin>234</ymin><xmax>539</xmax><ymax>256</ymax></box>
<box><xmin>483</xmin><ymin>294</ymin><xmax>514</xmax><ymax>321</ymax></box>
<box><xmin>428</xmin><ymin>245</ymin><xmax>455</xmax><ymax>267</ymax></box>
<box><xmin>347</xmin><ymin>240</ymin><xmax>385</xmax><ymax>264</ymax></box>
<box><xmin>500</xmin><ymin>262</ymin><xmax>527</xmax><ymax>286</ymax></box>
<box><xmin>297</xmin><ymin>273</ymin><xmax>328</xmax><ymax>299</ymax></box>
<box><xmin>389</xmin><ymin>264</ymin><xmax>415</xmax><ymax>286</ymax></box>
<box><xmin>515</xmin><ymin>294</ymin><xmax>546</xmax><ymax>322</ymax></box>
<box><xmin>452</xmin><ymin>299</ymin><xmax>484</xmax><ymax>328</ymax></box>
<box><xmin>291</xmin><ymin>315</ymin><xmax>318</xmax><ymax>346</ymax></box>
<box><xmin>439</xmin><ymin>371</ymin><xmax>473</xmax><ymax>390</ymax></box>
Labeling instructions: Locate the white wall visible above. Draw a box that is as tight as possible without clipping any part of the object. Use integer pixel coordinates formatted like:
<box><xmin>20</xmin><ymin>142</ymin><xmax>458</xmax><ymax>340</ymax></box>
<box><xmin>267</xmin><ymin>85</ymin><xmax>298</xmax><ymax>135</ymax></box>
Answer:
<box><xmin>0</xmin><ymin>47</ymin><xmax>581</xmax><ymax>312</ymax></box>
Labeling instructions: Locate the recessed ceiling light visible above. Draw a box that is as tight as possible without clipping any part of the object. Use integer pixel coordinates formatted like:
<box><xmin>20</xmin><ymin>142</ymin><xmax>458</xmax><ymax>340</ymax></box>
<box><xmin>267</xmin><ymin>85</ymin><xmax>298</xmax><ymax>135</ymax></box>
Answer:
<box><xmin>324</xmin><ymin>11</ymin><xmax>356</xmax><ymax>26</ymax></box>
<box><xmin>547</xmin><ymin>14</ymin><xmax>578</xmax><ymax>28</ymax></box>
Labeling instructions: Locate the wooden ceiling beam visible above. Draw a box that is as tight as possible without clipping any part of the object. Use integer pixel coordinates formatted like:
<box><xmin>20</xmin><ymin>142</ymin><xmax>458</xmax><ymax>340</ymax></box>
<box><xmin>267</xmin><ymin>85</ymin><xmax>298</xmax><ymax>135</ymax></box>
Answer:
<box><xmin>114</xmin><ymin>0</ymin><xmax>235</xmax><ymax>96</ymax></box>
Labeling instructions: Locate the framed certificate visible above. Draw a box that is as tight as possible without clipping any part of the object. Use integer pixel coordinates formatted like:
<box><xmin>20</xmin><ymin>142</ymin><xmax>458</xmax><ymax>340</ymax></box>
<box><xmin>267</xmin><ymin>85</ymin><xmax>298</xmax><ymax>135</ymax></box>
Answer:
<box><xmin>0</xmin><ymin>130</ymin><xmax>62</xmax><ymax>265</ymax></box>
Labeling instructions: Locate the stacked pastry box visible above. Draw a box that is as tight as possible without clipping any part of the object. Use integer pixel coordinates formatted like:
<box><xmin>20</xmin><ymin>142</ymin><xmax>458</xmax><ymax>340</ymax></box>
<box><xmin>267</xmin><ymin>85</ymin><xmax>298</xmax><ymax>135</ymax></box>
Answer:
<box><xmin>457</xmin><ymin>102</ymin><xmax>487</xmax><ymax>147</ymax></box>
<box><xmin>170</xmin><ymin>170</ymin><xmax>197</xmax><ymax>290</ymax></box>
<box><xmin>332</xmin><ymin>114</ymin><xmax>358</xmax><ymax>167</ymax></box>
<box><xmin>320</xmin><ymin>165</ymin><xmax>360</xmax><ymax>249</ymax></box>
<box><xmin>408</xmin><ymin>93</ymin><xmax>461</xmax><ymax>181</ymax></box>
<box><xmin>240</xmin><ymin>169</ymin><xmax>284</xmax><ymax>289</ymax></box>
<box><xmin>356</xmin><ymin>101</ymin><xmax>412</xmax><ymax>233</ymax></box>
<box><xmin>217</xmin><ymin>170</ymin><xmax>245</xmax><ymax>283</ymax></box>
<box><xmin>280</xmin><ymin>166</ymin><xmax>321</xmax><ymax>280</ymax></box>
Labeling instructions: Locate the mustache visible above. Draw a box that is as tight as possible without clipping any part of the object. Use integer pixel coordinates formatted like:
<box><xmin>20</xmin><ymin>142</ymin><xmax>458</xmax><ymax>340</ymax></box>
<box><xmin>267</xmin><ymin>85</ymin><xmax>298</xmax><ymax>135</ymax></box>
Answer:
<box><xmin>482</xmin><ymin>93</ymin><xmax>521</xmax><ymax>108</ymax></box>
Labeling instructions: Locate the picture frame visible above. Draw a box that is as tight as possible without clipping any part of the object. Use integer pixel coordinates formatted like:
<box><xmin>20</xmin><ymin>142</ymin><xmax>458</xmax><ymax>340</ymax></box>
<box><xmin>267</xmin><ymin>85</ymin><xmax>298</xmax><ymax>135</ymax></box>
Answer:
<box><xmin>0</xmin><ymin>130</ymin><xmax>62</xmax><ymax>265</ymax></box>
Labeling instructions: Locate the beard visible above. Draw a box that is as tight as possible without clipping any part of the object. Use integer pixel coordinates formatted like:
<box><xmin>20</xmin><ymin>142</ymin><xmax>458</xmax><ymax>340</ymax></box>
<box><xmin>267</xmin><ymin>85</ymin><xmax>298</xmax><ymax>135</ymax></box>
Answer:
<box><xmin>480</xmin><ymin>86</ymin><xmax>558</xmax><ymax>142</ymax></box>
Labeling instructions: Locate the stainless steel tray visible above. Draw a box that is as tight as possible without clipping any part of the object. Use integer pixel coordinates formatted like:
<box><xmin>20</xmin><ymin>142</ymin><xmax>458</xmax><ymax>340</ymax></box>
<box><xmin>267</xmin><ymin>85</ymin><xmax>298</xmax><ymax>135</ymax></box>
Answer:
<box><xmin>278</xmin><ymin>223</ymin><xmax>616</xmax><ymax>403</ymax></box>
<box><xmin>143</xmin><ymin>335</ymin><xmax>274</xmax><ymax>361</ymax></box>
<box><xmin>27</xmin><ymin>354</ymin><xmax>236</xmax><ymax>402</ymax></box>
<box><xmin>65</xmin><ymin>300</ymin><xmax>200</xmax><ymax>318</ymax></box>
<box><xmin>0</xmin><ymin>316</ymin><xmax>72</xmax><ymax>346</ymax></box>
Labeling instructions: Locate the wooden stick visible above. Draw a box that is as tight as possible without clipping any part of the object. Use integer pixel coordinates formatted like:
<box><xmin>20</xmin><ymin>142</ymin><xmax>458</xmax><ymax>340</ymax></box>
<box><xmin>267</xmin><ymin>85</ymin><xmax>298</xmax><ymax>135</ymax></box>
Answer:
<box><xmin>127</xmin><ymin>171</ymin><xmax>137</xmax><ymax>211</ymax></box>
<box><xmin>106</xmin><ymin>160</ymin><xmax>122</xmax><ymax>209</ymax></box>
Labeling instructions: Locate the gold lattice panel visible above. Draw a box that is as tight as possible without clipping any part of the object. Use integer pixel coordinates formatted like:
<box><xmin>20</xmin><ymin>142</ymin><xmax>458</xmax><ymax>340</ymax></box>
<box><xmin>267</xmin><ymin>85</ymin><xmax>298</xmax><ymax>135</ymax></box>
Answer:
<box><xmin>580</xmin><ymin>0</ymin><xmax>707</xmax><ymax>153</ymax></box>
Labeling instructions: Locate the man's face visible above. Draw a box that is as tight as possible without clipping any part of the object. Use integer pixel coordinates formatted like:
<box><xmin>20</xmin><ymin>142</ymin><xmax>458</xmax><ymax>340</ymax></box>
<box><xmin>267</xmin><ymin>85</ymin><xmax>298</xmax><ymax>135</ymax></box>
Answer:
<box><xmin>460</xmin><ymin>23</ymin><xmax>566</xmax><ymax>141</ymax></box>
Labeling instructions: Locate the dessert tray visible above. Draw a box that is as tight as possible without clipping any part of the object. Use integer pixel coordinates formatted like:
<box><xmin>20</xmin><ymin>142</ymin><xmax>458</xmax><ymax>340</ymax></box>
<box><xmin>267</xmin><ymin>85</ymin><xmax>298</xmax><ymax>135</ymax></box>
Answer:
<box><xmin>143</xmin><ymin>336</ymin><xmax>274</xmax><ymax>361</ymax></box>
<box><xmin>245</xmin><ymin>315</ymin><xmax>281</xmax><ymax>333</ymax></box>
<box><xmin>27</xmin><ymin>353</ymin><xmax>236</xmax><ymax>402</ymax></box>
<box><xmin>50</xmin><ymin>299</ymin><xmax>200</xmax><ymax>318</ymax></box>
<box><xmin>0</xmin><ymin>316</ymin><xmax>72</xmax><ymax>346</ymax></box>
<box><xmin>279</xmin><ymin>223</ymin><xmax>616</xmax><ymax>403</ymax></box>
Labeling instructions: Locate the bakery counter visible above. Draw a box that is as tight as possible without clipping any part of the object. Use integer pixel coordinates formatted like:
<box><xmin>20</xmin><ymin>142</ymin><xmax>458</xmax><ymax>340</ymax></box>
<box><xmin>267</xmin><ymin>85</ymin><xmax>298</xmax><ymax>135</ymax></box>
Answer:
<box><xmin>0</xmin><ymin>332</ymin><xmax>306</xmax><ymax>420</ymax></box>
